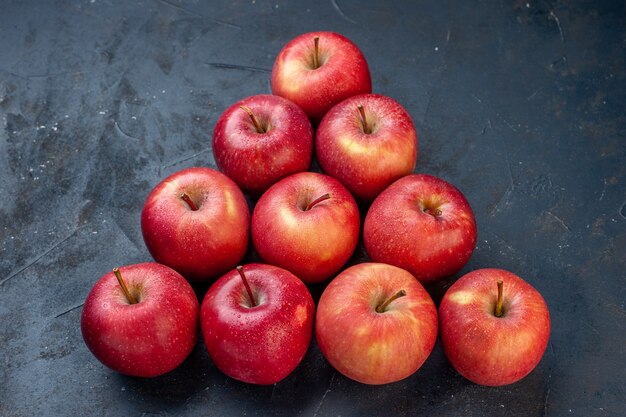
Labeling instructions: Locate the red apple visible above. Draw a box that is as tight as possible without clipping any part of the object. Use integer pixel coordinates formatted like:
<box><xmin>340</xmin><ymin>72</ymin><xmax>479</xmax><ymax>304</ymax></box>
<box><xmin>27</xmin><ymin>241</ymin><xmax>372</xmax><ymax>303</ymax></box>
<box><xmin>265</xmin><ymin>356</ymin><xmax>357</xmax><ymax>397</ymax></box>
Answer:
<box><xmin>271</xmin><ymin>31</ymin><xmax>372</xmax><ymax>123</ymax></box>
<box><xmin>200</xmin><ymin>263</ymin><xmax>315</xmax><ymax>385</ymax></box>
<box><xmin>81</xmin><ymin>263</ymin><xmax>199</xmax><ymax>377</ymax></box>
<box><xmin>316</xmin><ymin>263</ymin><xmax>438</xmax><ymax>385</ymax></box>
<box><xmin>141</xmin><ymin>167</ymin><xmax>250</xmax><ymax>282</ymax></box>
<box><xmin>212</xmin><ymin>94</ymin><xmax>313</xmax><ymax>195</ymax></box>
<box><xmin>439</xmin><ymin>268</ymin><xmax>551</xmax><ymax>386</ymax></box>
<box><xmin>316</xmin><ymin>93</ymin><xmax>418</xmax><ymax>201</ymax></box>
<box><xmin>364</xmin><ymin>174</ymin><xmax>477</xmax><ymax>283</ymax></box>
<box><xmin>251</xmin><ymin>172</ymin><xmax>360</xmax><ymax>284</ymax></box>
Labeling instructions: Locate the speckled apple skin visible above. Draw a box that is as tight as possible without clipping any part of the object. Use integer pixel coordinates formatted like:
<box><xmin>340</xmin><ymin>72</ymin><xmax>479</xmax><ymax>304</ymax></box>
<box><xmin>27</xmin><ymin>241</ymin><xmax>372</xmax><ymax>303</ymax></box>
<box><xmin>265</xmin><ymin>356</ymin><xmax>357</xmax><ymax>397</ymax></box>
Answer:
<box><xmin>316</xmin><ymin>93</ymin><xmax>418</xmax><ymax>202</ymax></box>
<box><xmin>213</xmin><ymin>94</ymin><xmax>313</xmax><ymax>195</ymax></box>
<box><xmin>200</xmin><ymin>263</ymin><xmax>315</xmax><ymax>385</ymax></box>
<box><xmin>271</xmin><ymin>31</ymin><xmax>371</xmax><ymax>123</ymax></box>
<box><xmin>316</xmin><ymin>263</ymin><xmax>438</xmax><ymax>385</ymax></box>
<box><xmin>141</xmin><ymin>167</ymin><xmax>250</xmax><ymax>282</ymax></box>
<box><xmin>81</xmin><ymin>263</ymin><xmax>199</xmax><ymax>377</ymax></box>
<box><xmin>364</xmin><ymin>174</ymin><xmax>477</xmax><ymax>283</ymax></box>
<box><xmin>439</xmin><ymin>269</ymin><xmax>550</xmax><ymax>386</ymax></box>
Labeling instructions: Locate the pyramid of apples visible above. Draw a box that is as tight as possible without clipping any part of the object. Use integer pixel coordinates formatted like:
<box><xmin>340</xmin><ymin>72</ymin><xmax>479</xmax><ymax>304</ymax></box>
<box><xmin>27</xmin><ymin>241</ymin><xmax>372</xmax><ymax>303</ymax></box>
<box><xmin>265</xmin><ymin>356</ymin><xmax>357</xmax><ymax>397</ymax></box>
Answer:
<box><xmin>81</xmin><ymin>32</ymin><xmax>550</xmax><ymax>387</ymax></box>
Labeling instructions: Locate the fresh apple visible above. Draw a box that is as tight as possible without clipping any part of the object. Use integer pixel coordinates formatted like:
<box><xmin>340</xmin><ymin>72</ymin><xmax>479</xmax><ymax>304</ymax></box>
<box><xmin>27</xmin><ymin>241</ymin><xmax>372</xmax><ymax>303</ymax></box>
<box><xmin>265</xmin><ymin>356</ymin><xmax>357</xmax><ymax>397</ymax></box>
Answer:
<box><xmin>200</xmin><ymin>263</ymin><xmax>315</xmax><ymax>385</ymax></box>
<box><xmin>251</xmin><ymin>172</ymin><xmax>360</xmax><ymax>284</ymax></box>
<box><xmin>364</xmin><ymin>174</ymin><xmax>477</xmax><ymax>283</ymax></box>
<box><xmin>271</xmin><ymin>31</ymin><xmax>372</xmax><ymax>123</ymax></box>
<box><xmin>141</xmin><ymin>167</ymin><xmax>250</xmax><ymax>282</ymax></box>
<box><xmin>315</xmin><ymin>262</ymin><xmax>438</xmax><ymax>385</ymax></box>
<box><xmin>316</xmin><ymin>93</ymin><xmax>418</xmax><ymax>201</ymax></box>
<box><xmin>439</xmin><ymin>268</ymin><xmax>550</xmax><ymax>386</ymax></box>
<box><xmin>212</xmin><ymin>94</ymin><xmax>313</xmax><ymax>195</ymax></box>
<box><xmin>81</xmin><ymin>263</ymin><xmax>199</xmax><ymax>377</ymax></box>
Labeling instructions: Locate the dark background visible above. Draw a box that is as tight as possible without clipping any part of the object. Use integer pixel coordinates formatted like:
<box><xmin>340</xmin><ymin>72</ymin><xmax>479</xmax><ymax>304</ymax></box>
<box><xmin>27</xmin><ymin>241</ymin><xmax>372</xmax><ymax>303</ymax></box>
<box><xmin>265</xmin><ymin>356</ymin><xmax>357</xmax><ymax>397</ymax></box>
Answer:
<box><xmin>1</xmin><ymin>0</ymin><xmax>624</xmax><ymax>416</ymax></box>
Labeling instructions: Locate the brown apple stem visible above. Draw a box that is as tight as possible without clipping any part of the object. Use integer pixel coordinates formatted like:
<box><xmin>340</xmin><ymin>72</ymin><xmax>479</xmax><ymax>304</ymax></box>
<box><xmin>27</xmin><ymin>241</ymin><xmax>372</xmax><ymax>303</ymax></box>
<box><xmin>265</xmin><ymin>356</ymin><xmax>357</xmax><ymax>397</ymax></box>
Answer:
<box><xmin>424</xmin><ymin>207</ymin><xmax>442</xmax><ymax>217</ymax></box>
<box><xmin>376</xmin><ymin>290</ymin><xmax>407</xmax><ymax>313</ymax></box>
<box><xmin>113</xmin><ymin>268</ymin><xmax>138</xmax><ymax>305</ymax></box>
<box><xmin>495</xmin><ymin>280</ymin><xmax>504</xmax><ymax>317</ymax></box>
<box><xmin>305</xmin><ymin>193</ymin><xmax>331</xmax><ymax>211</ymax></box>
<box><xmin>236</xmin><ymin>266</ymin><xmax>257</xmax><ymax>307</ymax></box>
<box><xmin>357</xmin><ymin>105</ymin><xmax>371</xmax><ymax>134</ymax></box>
<box><xmin>313</xmin><ymin>36</ymin><xmax>320</xmax><ymax>69</ymax></box>
<box><xmin>240</xmin><ymin>105</ymin><xmax>265</xmax><ymax>133</ymax></box>
<box><xmin>180</xmin><ymin>192</ymin><xmax>198</xmax><ymax>211</ymax></box>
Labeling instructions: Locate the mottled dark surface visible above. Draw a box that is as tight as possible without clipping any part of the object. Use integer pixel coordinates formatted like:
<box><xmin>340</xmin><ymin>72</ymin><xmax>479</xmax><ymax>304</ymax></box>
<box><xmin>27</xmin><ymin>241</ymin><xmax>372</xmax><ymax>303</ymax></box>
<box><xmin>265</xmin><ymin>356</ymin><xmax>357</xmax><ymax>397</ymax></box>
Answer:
<box><xmin>0</xmin><ymin>0</ymin><xmax>624</xmax><ymax>416</ymax></box>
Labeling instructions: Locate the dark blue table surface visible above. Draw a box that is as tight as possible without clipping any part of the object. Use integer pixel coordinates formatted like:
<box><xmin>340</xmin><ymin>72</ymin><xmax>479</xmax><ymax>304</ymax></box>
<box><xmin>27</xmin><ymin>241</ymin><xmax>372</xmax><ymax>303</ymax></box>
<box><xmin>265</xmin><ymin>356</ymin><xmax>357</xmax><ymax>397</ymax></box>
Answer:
<box><xmin>1</xmin><ymin>1</ymin><xmax>624</xmax><ymax>416</ymax></box>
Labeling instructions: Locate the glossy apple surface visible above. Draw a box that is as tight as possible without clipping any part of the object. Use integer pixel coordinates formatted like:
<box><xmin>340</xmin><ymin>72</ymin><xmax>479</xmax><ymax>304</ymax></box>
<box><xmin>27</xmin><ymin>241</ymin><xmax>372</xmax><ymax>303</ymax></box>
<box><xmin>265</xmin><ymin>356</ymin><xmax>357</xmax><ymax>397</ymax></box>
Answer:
<box><xmin>439</xmin><ymin>268</ymin><xmax>550</xmax><ymax>386</ymax></box>
<box><xmin>271</xmin><ymin>31</ymin><xmax>371</xmax><ymax>123</ymax></box>
<box><xmin>200</xmin><ymin>263</ymin><xmax>315</xmax><ymax>385</ymax></box>
<box><xmin>141</xmin><ymin>167</ymin><xmax>250</xmax><ymax>282</ymax></box>
<box><xmin>213</xmin><ymin>94</ymin><xmax>313</xmax><ymax>195</ymax></box>
<box><xmin>251</xmin><ymin>172</ymin><xmax>360</xmax><ymax>284</ymax></box>
<box><xmin>81</xmin><ymin>263</ymin><xmax>199</xmax><ymax>377</ymax></box>
<box><xmin>364</xmin><ymin>174</ymin><xmax>477</xmax><ymax>283</ymax></box>
<box><xmin>316</xmin><ymin>93</ymin><xmax>417</xmax><ymax>202</ymax></box>
<box><xmin>316</xmin><ymin>263</ymin><xmax>438</xmax><ymax>385</ymax></box>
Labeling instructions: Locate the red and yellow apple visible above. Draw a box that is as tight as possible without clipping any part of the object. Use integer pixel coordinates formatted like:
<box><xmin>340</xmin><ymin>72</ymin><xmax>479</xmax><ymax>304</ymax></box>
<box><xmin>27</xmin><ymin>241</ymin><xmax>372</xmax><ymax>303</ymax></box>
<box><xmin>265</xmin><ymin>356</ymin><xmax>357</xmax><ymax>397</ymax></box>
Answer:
<box><xmin>315</xmin><ymin>263</ymin><xmax>438</xmax><ymax>385</ymax></box>
<box><xmin>439</xmin><ymin>268</ymin><xmax>551</xmax><ymax>386</ymax></box>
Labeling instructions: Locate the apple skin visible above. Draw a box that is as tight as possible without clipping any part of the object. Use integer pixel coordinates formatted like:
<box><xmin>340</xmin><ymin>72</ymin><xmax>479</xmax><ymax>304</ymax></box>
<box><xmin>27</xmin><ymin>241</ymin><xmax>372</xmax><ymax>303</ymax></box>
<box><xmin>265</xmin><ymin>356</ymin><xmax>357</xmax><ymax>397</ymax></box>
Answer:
<box><xmin>364</xmin><ymin>174</ymin><xmax>477</xmax><ymax>283</ymax></box>
<box><xmin>200</xmin><ymin>263</ymin><xmax>315</xmax><ymax>385</ymax></box>
<box><xmin>81</xmin><ymin>263</ymin><xmax>199</xmax><ymax>378</ymax></box>
<box><xmin>141</xmin><ymin>167</ymin><xmax>250</xmax><ymax>282</ymax></box>
<box><xmin>439</xmin><ymin>268</ymin><xmax>551</xmax><ymax>386</ymax></box>
<box><xmin>316</xmin><ymin>93</ymin><xmax>418</xmax><ymax>202</ymax></box>
<box><xmin>271</xmin><ymin>31</ymin><xmax>372</xmax><ymax>123</ymax></box>
<box><xmin>212</xmin><ymin>94</ymin><xmax>314</xmax><ymax>195</ymax></box>
<box><xmin>251</xmin><ymin>172</ymin><xmax>360</xmax><ymax>284</ymax></box>
<box><xmin>315</xmin><ymin>263</ymin><xmax>438</xmax><ymax>385</ymax></box>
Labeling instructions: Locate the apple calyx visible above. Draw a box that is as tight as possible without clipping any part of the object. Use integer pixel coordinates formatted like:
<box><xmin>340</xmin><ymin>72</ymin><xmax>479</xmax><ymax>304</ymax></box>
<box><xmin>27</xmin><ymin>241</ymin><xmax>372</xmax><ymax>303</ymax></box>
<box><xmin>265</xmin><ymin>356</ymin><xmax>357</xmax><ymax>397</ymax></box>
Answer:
<box><xmin>312</xmin><ymin>36</ymin><xmax>320</xmax><ymax>69</ymax></box>
<box><xmin>113</xmin><ymin>268</ymin><xmax>138</xmax><ymax>305</ymax></box>
<box><xmin>357</xmin><ymin>105</ymin><xmax>372</xmax><ymax>134</ymax></box>
<box><xmin>376</xmin><ymin>290</ymin><xmax>407</xmax><ymax>313</ymax></box>
<box><xmin>494</xmin><ymin>280</ymin><xmax>504</xmax><ymax>317</ymax></box>
<box><xmin>180</xmin><ymin>192</ymin><xmax>198</xmax><ymax>211</ymax></box>
<box><xmin>239</xmin><ymin>105</ymin><xmax>267</xmax><ymax>134</ymax></box>
<box><xmin>305</xmin><ymin>193</ymin><xmax>331</xmax><ymax>211</ymax></box>
<box><xmin>236</xmin><ymin>265</ymin><xmax>257</xmax><ymax>307</ymax></box>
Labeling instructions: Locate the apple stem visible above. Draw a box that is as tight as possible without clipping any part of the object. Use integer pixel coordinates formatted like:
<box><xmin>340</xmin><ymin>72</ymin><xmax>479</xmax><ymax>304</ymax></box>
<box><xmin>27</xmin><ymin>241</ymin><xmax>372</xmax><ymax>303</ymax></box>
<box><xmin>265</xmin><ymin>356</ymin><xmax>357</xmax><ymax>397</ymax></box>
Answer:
<box><xmin>236</xmin><ymin>266</ymin><xmax>257</xmax><ymax>307</ymax></box>
<box><xmin>180</xmin><ymin>192</ymin><xmax>198</xmax><ymax>211</ymax></box>
<box><xmin>113</xmin><ymin>268</ymin><xmax>138</xmax><ymax>305</ymax></box>
<box><xmin>357</xmin><ymin>105</ymin><xmax>372</xmax><ymax>134</ymax></box>
<box><xmin>376</xmin><ymin>290</ymin><xmax>407</xmax><ymax>313</ymax></box>
<box><xmin>305</xmin><ymin>193</ymin><xmax>331</xmax><ymax>211</ymax></box>
<box><xmin>495</xmin><ymin>280</ymin><xmax>504</xmax><ymax>317</ymax></box>
<box><xmin>423</xmin><ymin>207</ymin><xmax>442</xmax><ymax>217</ymax></box>
<box><xmin>313</xmin><ymin>36</ymin><xmax>320</xmax><ymax>69</ymax></box>
<box><xmin>240</xmin><ymin>105</ymin><xmax>265</xmax><ymax>133</ymax></box>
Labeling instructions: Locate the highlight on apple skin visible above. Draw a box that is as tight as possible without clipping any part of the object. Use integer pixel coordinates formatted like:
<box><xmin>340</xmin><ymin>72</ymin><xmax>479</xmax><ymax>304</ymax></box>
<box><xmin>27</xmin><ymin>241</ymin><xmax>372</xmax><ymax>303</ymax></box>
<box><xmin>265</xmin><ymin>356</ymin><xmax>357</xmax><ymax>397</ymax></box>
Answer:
<box><xmin>438</xmin><ymin>268</ymin><xmax>551</xmax><ymax>386</ymax></box>
<box><xmin>141</xmin><ymin>167</ymin><xmax>250</xmax><ymax>282</ymax></box>
<box><xmin>81</xmin><ymin>263</ymin><xmax>199</xmax><ymax>378</ymax></box>
<box><xmin>271</xmin><ymin>31</ymin><xmax>372</xmax><ymax>123</ymax></box>
<box><xmin>315</xmin><ymin>262</ymin><xmax>438</xmax><ymax>385</ymax></box>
